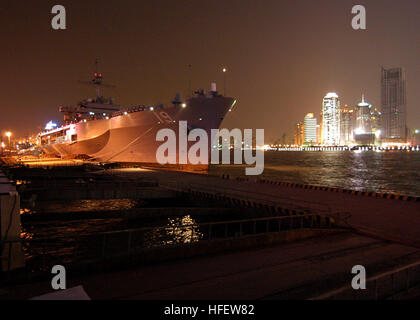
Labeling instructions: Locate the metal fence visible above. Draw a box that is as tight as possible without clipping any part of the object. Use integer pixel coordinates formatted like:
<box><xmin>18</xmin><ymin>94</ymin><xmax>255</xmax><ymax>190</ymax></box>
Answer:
<box><xmin>2</xmin><ymin>212</ymin><xmax>340</xmax><ymax>277</ymax></box>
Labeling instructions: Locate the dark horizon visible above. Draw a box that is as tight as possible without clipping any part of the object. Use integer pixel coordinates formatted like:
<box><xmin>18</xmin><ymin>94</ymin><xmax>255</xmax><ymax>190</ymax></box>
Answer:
<box><xmin>0</xmin><ymin>0</ymin><xmax>419</xmax><ymax>142</ymax></box>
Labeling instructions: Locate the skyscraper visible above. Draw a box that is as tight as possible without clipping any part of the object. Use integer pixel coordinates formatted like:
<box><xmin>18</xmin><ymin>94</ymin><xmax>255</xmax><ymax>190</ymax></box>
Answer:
<box><xmin>354</xmin><ymin>95</ymin><xmax>376</xmax><ymax>145</ymax></box>
<box><xmin>304</xmin><ymin>113</ymin><xmax>317</xmax><ymax>145</ymax></box>
<box><xmin>355</xmin><ymin>95</ymin><xmax>372</xmax><ymax>135</ymax></box>
<box><xmin>294</xmin><ymin>122</ymin><xmax>304</xmax><ymax>146</ymax></box>
<box><xmin>316</xmin><ymin>124</ymin><xmax>321</xmax><ymax>145</ymax></box>
<box><xmin>322</xmin><ymin>93</ymin><xmax>340</xmax><ymax>146</ymax></box>
<box><xmin>410</xmin><ymin>129</ymin><xmax>420</xmax><ymax>146</ymax></box>
<box><xmin>381</xmin><ymin>67</ymin><xmax>407</xmax><ymax>142</ymax></box>
<box><xmin>340</xmin><ymin>105</ymin><xmax>354</xmax><ymax>145</ymax></box>
<box><xmin>370</xmin><ymin>106</ymin><xmax>382</xmax><ymax>140</ymax></box>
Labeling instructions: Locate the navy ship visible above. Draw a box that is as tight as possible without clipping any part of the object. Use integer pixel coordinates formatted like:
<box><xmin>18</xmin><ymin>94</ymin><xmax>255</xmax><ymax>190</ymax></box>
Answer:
<box><xmin>38</xmin><ymin>62</ymin><xmax>236</xmax><ymax>171</ymax></box>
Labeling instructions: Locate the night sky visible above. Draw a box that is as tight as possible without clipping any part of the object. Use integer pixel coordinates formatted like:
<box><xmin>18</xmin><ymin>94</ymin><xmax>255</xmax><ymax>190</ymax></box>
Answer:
<box><xmin>0</xmin><ymin>0</ymin><xmax>419</xmax><ymax>142</ymax></box>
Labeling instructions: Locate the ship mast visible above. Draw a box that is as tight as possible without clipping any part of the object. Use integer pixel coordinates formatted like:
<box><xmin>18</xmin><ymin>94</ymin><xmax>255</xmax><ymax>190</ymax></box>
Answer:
<box><xmin>79</xmin><ymin>59</ymin><xmax>116</xmax><ymax>100</ymax></box>
<box><xmin>93</xmin><ymin>58</ymin><xmax>102</xmax><ymax>99</ymax></box>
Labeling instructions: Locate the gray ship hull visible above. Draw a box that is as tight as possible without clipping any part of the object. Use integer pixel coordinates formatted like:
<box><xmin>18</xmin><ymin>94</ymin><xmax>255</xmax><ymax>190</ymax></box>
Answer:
<box><xmin>40</xmin><ymin>96</ymin><xmax>235</xmax><ymax>170</ymax></box>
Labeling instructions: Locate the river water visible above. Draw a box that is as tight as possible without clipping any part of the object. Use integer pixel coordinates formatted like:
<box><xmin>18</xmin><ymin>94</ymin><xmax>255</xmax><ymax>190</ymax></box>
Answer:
<box><xmin>210</xmin><ymin>151</ymin><xmax>420</xmax><ymax>197</ymax></box>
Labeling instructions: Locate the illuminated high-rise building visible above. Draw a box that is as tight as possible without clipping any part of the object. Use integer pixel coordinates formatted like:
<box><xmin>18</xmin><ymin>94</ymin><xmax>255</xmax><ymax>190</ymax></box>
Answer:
<box><xmin>381</xmin><ymin>67</ymin><xmax>407</xmax><ymax>142</ymax></box>
<box><xmin>355</xmin><ymin>95</ymin><xmax>372</xmax><ymax>135</ymax></box>
<box><xmin>370</xmin><ymin>106</ymin><xmax>382</xmax><ymax>140</ymax></box>
<box><xmin>294</xmin><ymin>122</ymin><xmax>304</xmax><ymax>146</ymax></box>
<box><xmin>340</xmin><ymin>105</ymin><xmax>354</xmax><ymax>145</ymax></box>
<box><xmin>304</xmin><ymin>113</ymin><xmax>317</xmax><ymax>145</ymax></box>
<box><xmin>354</xmin><ymin>95</ymin><xmax>375</xmax><ymax>145</ymax></box>
<box><xmin>410</xmin><ymin>129</ymin><xmax>420</xmax><ymax>145</ymax></box>
<box><xmin>322</xmin><ymin>92</ymin><xmax>340</xmax><ymax>145</ymax></box>
<box><xmin>316</xmin><ymin>124</ymin><xmax>321</xmax><ymax>145</ymax></box>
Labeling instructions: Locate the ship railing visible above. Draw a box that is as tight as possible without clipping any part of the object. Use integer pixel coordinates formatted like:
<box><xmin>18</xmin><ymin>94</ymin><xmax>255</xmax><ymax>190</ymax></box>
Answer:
<box><xmin>102</xmin><ymin>104</ymin><xmax>166</xmax><ymax>118</ymax></box>
<box><xmin>76</xmin><ymin>104</ymin><xmax>155</xmax><ymax>121</ymax></box>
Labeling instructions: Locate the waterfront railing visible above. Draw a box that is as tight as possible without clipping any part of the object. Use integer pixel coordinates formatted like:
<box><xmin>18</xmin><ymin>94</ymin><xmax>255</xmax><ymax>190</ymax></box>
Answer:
<box><xmin>1</xmin><ymin>212</ymin><xmax>341</xmax><ymax>280</ymax></box>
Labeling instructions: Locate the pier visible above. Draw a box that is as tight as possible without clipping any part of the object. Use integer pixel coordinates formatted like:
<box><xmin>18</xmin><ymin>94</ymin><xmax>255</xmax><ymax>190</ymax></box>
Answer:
<box><xmin>1</xmin><ymin>158</ymin><xmax>420</xmax><ymax>300</ymax></box>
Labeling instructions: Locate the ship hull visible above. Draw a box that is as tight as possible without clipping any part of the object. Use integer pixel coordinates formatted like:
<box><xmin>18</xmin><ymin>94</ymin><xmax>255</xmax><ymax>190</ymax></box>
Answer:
<box><xmin>41</xmin><ymin>96</ymin><xmax>235</xmax><ymax>170</ymax></box>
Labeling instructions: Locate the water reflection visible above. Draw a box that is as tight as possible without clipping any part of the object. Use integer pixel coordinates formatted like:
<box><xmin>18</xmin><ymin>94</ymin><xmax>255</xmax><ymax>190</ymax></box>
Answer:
<box><xmin>20</xmin><ymin>231</ymin><xmax>33</xmax><ymax>240</ymax></box>
<box><xmin>211</xmin><ymin>151</ymin><xmax>420</xmax><ymax>197</ymax></box>
<box><xmin>15</xmin><ymin>180</ymin><xmax>29</xmax><ymax>185</ymax></box>
<box><xmin>145</xmin><ymin>215</ymin><xmax>203</xmax><ymax>247</ymax></box>
<box><xmin>21</xmin><ymin>199</ymin><xmax>138</xmax><ymax>215</ymax></box>
<box><xmin>20</xmin><ymin>208</ymin><xmax>32</xmax><ymax>215</ymax></box>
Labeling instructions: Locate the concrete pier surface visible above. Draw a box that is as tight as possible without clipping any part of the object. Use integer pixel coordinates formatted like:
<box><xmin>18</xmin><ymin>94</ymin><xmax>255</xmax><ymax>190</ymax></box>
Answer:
<box><xmin>102</xmin><ymin>168</ymin><xmax>420</xmax><ymax>248</ymax></box>
<box><xmin>3</xmin><ymin>231</ymin><xmax>420</xmax><ymax>300</ymax></box>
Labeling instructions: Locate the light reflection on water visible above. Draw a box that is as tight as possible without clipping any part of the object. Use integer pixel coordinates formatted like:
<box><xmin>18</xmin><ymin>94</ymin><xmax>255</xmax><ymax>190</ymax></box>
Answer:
<box><xmin>145</xmin><ymin>215</ymin><xmax>203</xmax><ymax>247</ymax></box>
<box><xmin>33</xmin><ymin>199</ymin><xmax>138</xmax><ymax>214</ymax></box>
<box><xmin>211</xmin><ymin>151</ymin><xmax>420</xmax><ymax>197</ymax></box>
<box><xmin>20</xmin><ymin>208</ymin><xmax>32</xmax><ymax>215</ymax></box>
<box><xmin>21</xmin><ymin>214</ymin><xmax>203</xmax><ymax>270</ymax></box>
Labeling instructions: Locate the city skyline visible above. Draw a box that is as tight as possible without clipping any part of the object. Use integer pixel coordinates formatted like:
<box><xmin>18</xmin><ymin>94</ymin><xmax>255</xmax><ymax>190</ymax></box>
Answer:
<box><xmin>293</xmin><ymin>78</ymin><xmax>412</xmax><ymax>147</ymax></box>
<box><xmin>291</xmin><ymin>63</ymin><xmax>414</xmax><ymax>147</ymax></box>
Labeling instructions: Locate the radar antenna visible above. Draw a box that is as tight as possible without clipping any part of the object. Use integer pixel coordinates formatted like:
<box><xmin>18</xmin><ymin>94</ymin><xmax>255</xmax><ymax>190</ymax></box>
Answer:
<box><xmin>78</xmin><ymin>59</ymin><xmax>116</xmax><ymax>99</ymax></box>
